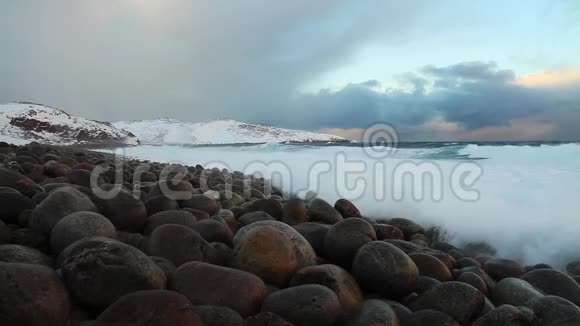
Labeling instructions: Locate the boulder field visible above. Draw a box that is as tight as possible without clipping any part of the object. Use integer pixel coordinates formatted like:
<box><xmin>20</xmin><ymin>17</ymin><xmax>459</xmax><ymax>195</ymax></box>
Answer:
<box><xmin>0</xmin><ymin>141</ymin><xmax>579</xmax><ymax>325</ymax></box>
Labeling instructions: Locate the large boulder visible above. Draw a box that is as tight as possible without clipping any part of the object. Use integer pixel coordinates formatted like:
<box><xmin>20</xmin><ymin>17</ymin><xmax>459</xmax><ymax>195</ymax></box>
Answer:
<box><xmin>261</xmin><ymin>285</ymin><xmax>341</xmax><ymax>326</ymax></box>
<box><xmin>95</xmin><ymin>290</ymin><xmax>203</xmax><ymax>326</ymax></box>
<box><xmin>0</xmin><ymin>262</ymin><xmax>70</xmax><ymax>326</ymax></box>
<box><xmin>334</xmin><ymin>198</ymin><xmax>362</xmax><ymax>218</ymax></box>
<box><xmin>50</xmin><ymin>211</ymin><xmax>116</xmax><ymax>253</ymax></box>
<box><xmin>149</xmin><ymin>224</ymin><xmax>214</xmax><ymax>266</ymax></box>
<box><xmin>483</xmin><ymin>258</ymin><xmax>524</xmax><ymax>280</ymax></box>
<box><xmin>387</xmin><ymin>218</ymin><xmax>424</xmax><ymax>239</ymax></box>
<box><xmin>97</xmin><ymin>189</ymin><xmax>147</xmax><ymax>232</ymax></box>
<box><xmin>234</xmin><ymin>221</ymin><xmax>316</xmax><ymax>287</ymax></box>
<box><xmin>409</xmin><ymin>253</ymin><xmax>452</xmax><ymax>282</ymax></box>
<box><xmin>412</xmin><ymin>281</ymin><xmax>486</xmax><ymax>325</ymax></box>
<box><xmin>493</xmin><ymin>278</ymin><xmax>544</xmax><ymax>309</ymax></box>
<box><xmin>181</xmin><ymin>194</ymin><xmax>221</xmax><ymax>215</ymax></box>
<box><xmin>171</xmin><ymin>262</ymin><xmax>267</xmax><ymax>317</ymax></box>
<box><xmin>144</xmin><ymin>210</ymin><xmax>197</xmax><ymax>234</ymax></box>
<box><xmin>245</xmin><ymin>198</ymin><xmax>283</xmax><ymax>220</ymax></box>
<box><xmin>522</xmin><ymin>269</ymin><xmax>580</xmax><ymax>306</ymax></box>
<box><xmin>352</xmin><ymin>241</ymin><xmax>418</xmax><ymax>299</ymax></box>
<box><xmin>238</xmin><ymin>211</ymin><xmax>276</xmax><ymax>226</ymax></box>
<box><xmin>59</xmin><ymin>237</ymin><xmax>166</xmax><ymax>308</ymax></box>
<box><xmin>293</xmin><ymin>222</ymin><xmax>330</xmax><ymax>256</ymax></box>
<box><xmin>0</xmin><ymin>219</ymin><xmax>10</xmax><ymax>244</ymax></box>
<box><xmin>196</xmin><ymin>305</ymin><xmax>244</xmax><ymax>326</ymax></box>
<box><xmin>408</xmin><ymin>309</ymin><xmax>460</xmax><ymax>326</ymax></box>
<box><xmin>282</xmin><ymin>198</ymin><xmax>307</xmax><ymax>225</ymax></box>
<box><xmin>0</xmin><ymin>244</ymin><xmax>53</xmax><ymax>266</ymax></box>
<box><xmin>323</xmin><ymin>218</ymin><xmax>376</xmax><ymax>267</ymax></box>
<box><xmin>472</xmin><ymin>304</ymin><xmax>533</xmax><ymax>326</ymax></box>
<box><xmin>346</xmin><ymin>299</ymin><xmax>399</xmax><ymax>326</ymax></box>
<box><xmin>191</xmin><ymin>219</ymin><xmax>234</xmax><ymax>245</ymax></box>
<box><xmin>144</xmin><ymin>195</ymin><xmax>180</xmax><ymax>216</ymax></box>
<box><xmin>373</xmin><ymin>224</ymin><xmax>404</xmax><ymax>240</ymax></box>
<box><xmin>531</xmin><ymin>295</ymin><xmax>580</xmax><ymax>326</ymax></box>
<box><xmin>245</xmin><ymin>312</ymin><xmax>293</xmax><ymax>326</ymax></box>
<box><xmin>29</xmin><ymin>187</ymin><xmax>97</xmax><ymax>234</ymax></box>
<box><xmin>308</xmin><ymin>198</ymin><xmax>342</xmax><ymax>224</ymax></box>
<box><xmin>290</xmin><ymin>264</ymin><xmax>363</xmax><ymax>314</ymax></box>
<box><xmin>0</xmin><ymin>190</ymin><xmax>34</xmax><ymax>224</ymax></box>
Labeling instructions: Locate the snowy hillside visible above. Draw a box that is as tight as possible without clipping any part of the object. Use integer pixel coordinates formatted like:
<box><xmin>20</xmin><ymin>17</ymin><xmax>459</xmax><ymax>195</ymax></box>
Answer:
<box><xmin>0</xmin><ymin>102</ymin><xmax>138</xmax><ymax>145</ymax></box>
<box><xmin>112</xmin><ymin>118</ymin><xmax>348</xmax><ymax>145</ymax></box>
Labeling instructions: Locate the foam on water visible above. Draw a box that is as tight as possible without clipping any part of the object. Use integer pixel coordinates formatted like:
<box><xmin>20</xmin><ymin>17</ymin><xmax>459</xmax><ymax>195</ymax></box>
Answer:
<box><xmin>97</xmin><ymin>142</ymin><xmax>580</xmax><ymax>267</ymax></box>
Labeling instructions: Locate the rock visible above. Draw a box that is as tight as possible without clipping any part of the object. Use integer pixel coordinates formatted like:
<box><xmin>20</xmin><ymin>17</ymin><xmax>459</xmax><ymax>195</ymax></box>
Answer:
<box><xmin>409</xmin><ymin>253</ymin><xmax>452</xmax><ymax>282</ymax></box>
<box><xmin>59</xmin><ymin>237</ymin><xmax>166</xmax><ymax>308</ymax></box>
<box><xmin>0</xmin><ymin>244</ymin><xmax>53</xmax><ymax>266</ymax></box>
<box><xmin>29</xmin><ymin>187</ymin><xmax>97</xmax><ymax>234</ymax></box>
<box><xmin>261</xmin><ymin>285</ymin><xmax>341</xmax><ymax>326</ymax></box>
<box><xmin>147</xmin><ymin>179</ymin><xmax>194</xmax><ymax>200</ymax></box>
<box><xmin>192</xmin><ymin>219</ymin><xmax>234</xmax><ymax>245</ymax></box>
<box><xmin>334</xmin><ymin>198</ymin><xmax>361</xmax><ymax>218</ymax></box>
<box><xmin>456</xmin><ymin>257</ymin><xmax>482</xmax><ymax>268</ymax></box>
<box><xmin>144</xmin><ymin>210</ymin><xmax>198</xmax><ymax>234</ymax></box>
<box><xmin>290</xmin><ymin>264</ymin><xmax>363</xmax><ymax>314</ymax></box>
<box><xmin>412</xmin><ymin>281</ymin><xmax>485</xmax><ymax>325</ymax></box>
<box><xmin>234</xmin><ymin>221</ymin><xmax>316</xmax><ymax>287</ymax></box>
<box><xmin>323</xmin><ymin>218</ymin><xmax>377</xmax><ymax>267</ymax></box>
<box><xmin>148</xmin><ymin>256</ymin><xmax>176</xmax><ymax>280</ymax></box>
<box><xmin>566</xmin><ymin>260</ymin><xmax>580</xmax><ymax>276</ymax></box>
<box><xmin>472</xmin><ymin>304</ymin><xmax>533</xmax><ymax>326</ymax></box>
<box><xmin>245</xmin><ymin>198</ymin><xmax>283</xmax><ymax>220</ymax></box>
<box><xmin>9</xmin><ymin>227</ymin><xmax>48</xmax><ymax>250</ymax></box>
<box><xmin>373</xmin><ymin>224</ymin><xmax>404</xmax><ymax>240</ymax></box>
<box><xmin>531</xmin><ymin>295</ymin><xmax>580</xmax><ymax>325</ymax></box>
<box><xmin>457</xmin><ymin>272</ymin><xmax>488</xmax><ymax>295</ymax></box>
<box><xmin>483</xmin><ymin>258</ymin><xmax>524</xmax><ymax>280</ymax></box>
<box><xmin>97</xmin><ymin>189</ymin><xmax>147</xmax><ymax>232</ymax></box>
<box><xmin>149</xmin><ymin>224</ymin><xmax>214</xmax><ymax>266</ymax></box>
<box><xmin>346</xmin><ymin>299</ymin><xmax>399</xmax><ymax>326</ymax></box>
<box><xmin>239</xmin><ymin>211</ymin><xmax>276</xmax><ymax>226</ymax></box>
<box><xmin>408</xmin><ymin>309</ymin><xmax>460</xmax><ymax>326</ymax></box>
<box><xmin>95</xmin><ymin>290</ymin><xmax>203</xmax><ymax>326</ymax></box>
<box><xmin>385</xmin><ymin>239</ymin><xmax>456</xmax><ymax>271</ymax></box>
<box><xmin>50</xmin><ymin>211</ymin><xmax>116</xmax><ymax>253</ymax></box>
<box><xmin>196</xmin><ymin>305</ymin><xmax>244</xmax><ymax>326</ymax></box>
<box><xmin>0</xmin><ymin>262</ymin><xmax>70</xmax><ymax>326</ymax></box>
<box><xmin>244</xmin><ymin>312</ymin><xmax>294</xmax><ymax>326</ymax></box>
<box><xmin>0</xmin><ymin>219</ymin><xmax>10</xmax><ymax>244</ymax></box>
<box><xmin>282</xmin><ymin>198</ymin><xmax>307</xmax><ymax>225</ymax></box>
<box><xmin>0</xmin><ymin>190</ymin><xmax>34</xmax><ymax>224</ymax></box>
<box><xmin>415</xmin><ymin>276</ymin><xmax>441</xmax><ymax>294</ymax></box>
<box><xmin>115</xmin><ymin>231</ymin><xmax>150</xmax><ymax>254</ymax></box>
<box><xmin>181</xmin><ymin>194</ymin><xmax>221</xmax><ymax>215</ymax></box>
<box><xmin>522</xmin><ymin>269</ymin><xmax>580</xmax><ymax>306</ymax></box>
<box><xmin>0</xmin><ymin>167</ymin><xmax>42</xmax><ymax>197</ymax></box>
<box><xmin>352</xmin><ymin>241</ymin><xmax>418</xmax><ymax>299</ymax></box>
<box><xmin>292</xmin><ymin>222</ymin><xmax>329</xmax><ymax>256</ymax></box>
<box><xmin>144</xmin><ymin>195</ymin><xmax>180</xmax><ymax>216</ymax></box>
<box><xmin>387</xmin><ymin>218</ymin><xmax>424</xmax><ymax>239</ymax></box>
<box><xmin>492</xmin><ymin>278</ymin><xmax>543</xmax><ymax>309</ymax></box>
<box><xmin>308</xmin><ymin>198</ymin><xmax>342</xmax><ymax>224</ymax></box>
<box><xmin>171</xmin><ymin>262</ymin><xmax>267</xmax><ymax>317</ymax></box>
<box><xmin>210</xmin><ymin>242</ymin><xmax>235</xmax><ymax>266</ymax></box>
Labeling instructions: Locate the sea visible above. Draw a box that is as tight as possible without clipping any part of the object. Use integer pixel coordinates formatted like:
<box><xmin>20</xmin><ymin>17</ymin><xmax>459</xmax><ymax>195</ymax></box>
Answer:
<box><xmin>95</xmin><ymin>141</ymin><xmax>580</xmax><ymax>267</ymax></box>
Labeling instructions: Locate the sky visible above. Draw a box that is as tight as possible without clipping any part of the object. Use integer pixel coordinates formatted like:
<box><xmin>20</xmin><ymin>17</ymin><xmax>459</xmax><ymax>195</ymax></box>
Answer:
<box><xmin>1</xmin><ymin>0</ymin><xmax>579</xmax><ymax>141</ymax></box>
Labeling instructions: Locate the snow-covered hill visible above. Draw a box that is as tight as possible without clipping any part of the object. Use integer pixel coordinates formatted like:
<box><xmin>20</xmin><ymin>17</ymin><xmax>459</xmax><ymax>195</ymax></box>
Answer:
<box><xmin>112</xmin><ymin>118</ymin><xmax>348</xmax><ymax>145</ymax></box>
<box><xmin>0</xmin><ymin>102</ymin><xmax>138</xmax><ymax>145</ymax></box>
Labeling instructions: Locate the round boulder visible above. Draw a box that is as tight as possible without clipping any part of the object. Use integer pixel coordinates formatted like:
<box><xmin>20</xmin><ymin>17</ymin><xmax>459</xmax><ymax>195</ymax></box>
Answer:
<box><xmin>261</xmin><ymin>284</ymin><xmax>341</xmax><ymax>326</ymax></box>
<box><xmin>531</xmin><ymin>295</ymin><xmax>580</xmax><ymax>325</ymax></box>
<box><xmin>0</xmin><ymin>244</ymin><xmax>53</xmax><ymax>266</ymax></box>
<box><xmin>409</xmin><ymin>252</ymin><xmax>452</xmax><ymax>282</ymax></box>
<box><xmin>59</xmin><ymin>237</ymin><xmax>166</xmax><ymax>308</ymax></box>
<box><xmin>0</xmin><ymin>262</ymin><xmax>70</xmax><ymax>326</ymax></box>
<box><xmin>97</xmin><ymin>189</ymin><xmax>146</xmax><ymax>232</ymax></box>
<box><xmin>373</xmin><ymin>224</ymin><xmax>405</xmax><ymax>240</ymax></box>
<box><xmin>171</xmin><ymin>262</ymin><xmax>267</xmax><ymax>317</ymax></box>
<box><xmin>0</xmin><ymin>190</ymin><xmax>34</xmax><ymax>224</ymax></box>
<box><xmin>472</xmin><ymin>304</ymin><xmax>533</xmax><ymax>326</ymax></box>
<box><xmin>522</xmin><ymin>269</ymin><xmax>580</xmax><ymax>306</ymax></box>
<box><xmin>181</xmin><ymin>194</ymin><xmax>221</xmax><ymax>216</ymax></box>
<box><xmin>196</xmin><ymin>305</ymin><xmax>243</xmax><ymax>326</ymax></box>
<box><xmin>50</xmin><ymin>211</ymin><xmax>116</xmax><ymax>253</ymax></box>
<box><xmin>293</xmin><ymin>222</ymin><xmax>329</xmax><ymax>256</ymax></box>
<box><xmin>323</xmin><ymin>218</ymin><xmax>377</xmax><ymax>267</ymax></box>
<box><xmin>191</xmin><ymin>219</ymin><xmax>233</xmax><ymax>246</ymax></box>
<box><xmin>245</xmin><ymin>198</ymin><xmax>283</xmax><ymax>220</ymax></box>
<box><xmin>144</xmin><ymin>210</ymin><xmax>197</xmax><ymax>234</ymax></box>
<box><xmin>334</xmin><ymin>198</ymin><xmax>361</xmax><ymax>218</ymax></box>
<box><xmin>149</xmin><ymin>224</ymin><xmax>214</xmax><ymax>266</ymax></box>
<box><xmin>346</xmin><ymin>299</ymin><xmax>399</xmax><ymax>326</ymax></box>
<box><xmin>245</xmin><ymin>312</ymin><xmax>293</xmax><ymax>326</ymax></box>
<box><xmin>308</xmin><ymin>198</ymin><xmax>342</xmax><ymax>224</ymax></box>
<box><xmin>483</xmin><ymin>258</ymin><xmax>524</xmax><ymax>280</ymax></box>
<box><xmin>493</xmin><ymin>277</ymin><xmax>543</xmax><ymax>309</ymax></box>
<box><xmin>144</xmin><ymin>195</ymin><xmax>180</xmax><ymax>216</ymax></box>
<box><xmin>96</xmin><ymin>290</ymin><xmax>203</xmax><ymax>326</ymax></box>
<box><xmin>238</xmin><ymin>211</ymin><xmax>276</xmax><ymax>226</ymax></box>
<box><xmin>282</xmin><ymin>198</ymin><xmax>307</xmax><ymax>225</ymax></box>
<box><xmin>352</xmin><ymin>241</ymin><xmax>418</xmax><ymax>299</ymax></box>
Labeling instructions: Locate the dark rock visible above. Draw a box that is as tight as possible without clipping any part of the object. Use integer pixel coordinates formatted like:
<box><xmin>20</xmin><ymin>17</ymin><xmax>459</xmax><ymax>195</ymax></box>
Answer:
<box><xmin>196</xmin><ymin>305</ymin><xmax>244</xmax><ymax>326</ymax></box>
<box><xmin>0</xmin><ymin>190</ymin><xmax>34</xmax><ymax>224</ymax></box>
<box><xmin>95</xmin><ymin>290</ymin><xmax>203</xmax><ymax>326</ymax></box>
<box><xmin>456</xmin><ymin>257</ymin><xmax>482</xmax><ymax>268</ymax></box>
<box><xmin>210</xmin><ymin>242</ymin><xmax>235</xmax><ymax>266</ymax></box>
<box><xmin>9</xmin><ymin>227</ymin><xmax>48</xmax><ymax>250</ymax></box>
<box><xmin>147</xmin><ymin>179</ymin><xmax>195</xmax><ymax>201</ymax></box>
<box><xmin>483</xmin><ymin>258</ymin><xmax>524</xmax><ymax>280</ymax></box>
<box><xmin>148</xmin><ymin>256</ymin><xmax>176</xmax><ymax>280</ymax></box>
<box><xmin>144</xmin><ymin>195</ymin><xmax>180</xmax><ymax>216</ymax></box>
<box><xmin>415</xmin><ymin>276</ymin><xmax>441</xmax><ymax>294</ymax></box>
<box><xmin>531</xmin><ymin>295</ymin><xmax>580</xmax><ymax>326</ymax></box>
<box><xmin>346</xmin><ymin>299</ymin><xmax>398</xmax><ymax>326</ymax></box>
<box><xmin>181</xmin><ymin>194</ymin><xmax>221</xmax><ymax>215</ymax></box>
<box><xmin>96</xmin><ymin>189</ymin><xmax>146</xmax><ymax>232</ymax></box>
<box><xmin>352</xmin><ymin>241</ymin><xmax>418</xmax><ymax>299</ymax></box>
<box><xmin>282</xmin><ymin>198</ymin><xmax>307</xmax><ymax>225</ymax></box>
<box><xmin>472</xmin><ymin>304</ymin><xmax>533</xmax><ymax>326</ymax></box>
<box><xmin>457</xmin><ymin>271</ymin><xmax>488</xmax><ymax>295</ymax></box>
<box><xmin>59</xmin><ymin>237</ymin><xmax>166</xmax><ymax>308</ymax></box>
<box><xmin>239</xmin><ymin>211</ymin><xmax>276</xmax><ymax>226</ymax></box>
<box><xmin>29</xmin><ymin>186</ymin><xmax>97</xmax><ymax>234</ymax></box>
<box><xmin>334</xmin><ymin>199</ymin><xmax>362</xmax><ymax>218</ymax></box>
<box><xmin>171</xmin><ymin>262</ymin><xmax>267</xmax><ymax>317</ymax></box>
<box><xmin>409</xmin><ymin>253</ymin><xmax>452</xmax><ymax>282</ymax></box>
<box><xmin>387</xmin><ymin>218</ymin><xmax>424</xmax><ymax>239</ymax></box>
<box><xmin>0</xmin><ymin>244</ymin><xmax>53</xmax><ymax>266</ymax></box>
<box><xmin>412</xmin><ymin>281</ymin><xmax>485</xmax><ymax>325</ymax></box>
<box><xmin>50</xmin><ymin>211</ymin><xmax>116</xmax><ymax>253</ymax></box>
<box><xmin>292</xmin><ymin>222</ymin><xmax>329</xmax><ymax>256</ymax></box>
<box><xmin>233</xmin><ymin>221</ymin><xmax>316</xmax><ymax>287</ymax></box>
<box><xmin>245</xmin><ymin>198</ymin><xmax>283</xmax><ymax>220</ymax></box>
<box><xmin>373</xmin><ymin>224</ymin><xmax>404</xmax><ymax>240</ymax></box>
<box><xmin>492</xmin><ymin>278</ymin><xmax>543</xmax><ymax>309</ymax></box>
<box><xmin>115</xmin><ymin>231</ymin><xmax>150</xmax><ymax>254</ymax></box>
<box><xmin>290</xmin><ymin>264</ymin><xmax>363</xmax><ymax>314</ymax></box>
<box><xmin>191</xmin><ymin>219</ymin><xmax>233</xmax><ymax>245</ymax></box>
<box><xmin>308</xmin><ymin>198</ymin><xmax>342</xmax><ymax>224</ymax></box>
<box><xmin>261</xmin><ymin>284</ymin><xmax>341</xmax><ymax>326</ymax></box>
<box><xmin>323</xmin><ymin>218</ymin><xmax>376</xmax><ymax>267</ymax></box>
<box><xmin>566</xmin><ymin>260</ymin><xmax>580</xmax><ymax>276</ymax></box>
<box><xmin>522</xmin><ymin>269</ymin><xmax>580</xmax><ymax>306</ymax></box>
<box><xmin>149</xmin><ymin>224</ymin><xmax>214</xmax><ymax>266</ymax></box>
<box><xmin>144</xmin><ymin>210</ymin><xmax>197</xmax><ymax>234</ymax></box>
<box><xmin>0</xmin><ymin>167</ymin><xmax>43</xmax><ymax>197</ymax></box>
<box><xmin>385</xmin><ymin>239</ymin><xmax>456</xmax><ymax>271</ymax></box>
<box><xmin>525</xmin><ymin>263</ymin><xmax>553</xmax><ymax>273</ymax></box>
<box><xmin>409</xmin><ymin>309</ymin><xmax>460</xmax><ymax>326</ymax></box>
<box><xmin>0</xmin><ymin>262</ymin><xmax>71</xmax><ymax>326</ymax></box>
<box><xmin>244</xmin><ymin>312</ymin><xmax>294</xmax><ymax>326</ymax></box>
<box><xmin>0</xmin><ymin>219</ymin><xmax>10</xmax><ymax>244</ymax></box>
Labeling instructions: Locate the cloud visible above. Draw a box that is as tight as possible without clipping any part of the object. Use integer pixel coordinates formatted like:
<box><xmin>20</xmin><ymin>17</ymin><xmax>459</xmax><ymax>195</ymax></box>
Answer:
<box><xmin>516</xmin><ymin>67</ymin><xmax>580</xmax><ymax>87</ymax></box>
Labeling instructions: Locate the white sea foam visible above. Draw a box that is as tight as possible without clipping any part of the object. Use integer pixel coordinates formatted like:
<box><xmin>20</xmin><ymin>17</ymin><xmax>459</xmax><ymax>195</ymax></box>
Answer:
<box><xmin>97</xmin><ymin>143</ymin><xmax>580</xmax><ymax>267</ymax></box>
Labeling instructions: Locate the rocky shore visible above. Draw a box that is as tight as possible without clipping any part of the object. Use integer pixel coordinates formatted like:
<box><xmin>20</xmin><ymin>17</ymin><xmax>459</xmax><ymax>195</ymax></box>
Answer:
<box><xmin>0</xmin><ymin>141</ymin><xmax>579</xmax><ymax>326</ymax></box>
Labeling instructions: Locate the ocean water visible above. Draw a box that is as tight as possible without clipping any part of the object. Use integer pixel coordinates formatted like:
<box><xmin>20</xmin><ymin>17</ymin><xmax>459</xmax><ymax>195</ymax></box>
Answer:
<box><xmin>96</xmin><ymin>142</ymin><xmax>580</xmax><ymax>267</ymax></box>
